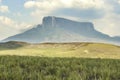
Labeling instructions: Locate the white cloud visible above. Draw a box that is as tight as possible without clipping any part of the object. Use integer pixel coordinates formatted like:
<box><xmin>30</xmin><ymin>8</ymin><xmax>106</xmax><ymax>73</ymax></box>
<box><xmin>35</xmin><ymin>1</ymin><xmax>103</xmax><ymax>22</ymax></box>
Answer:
<box><xmin>0</xmin><ymin>0</ymin><xmax>9</xmax><ymax>13</ymax></box>
<box><xmin>24</xmin><ymin>0</ymin><xmax>60</xmax><ymax>11</ymax></box>
<box><xmin>24</xmin><ymin>1</ymin><xmax>36</xmax><ymax>8</ymax></box>
<box><xmin>0</xmin><ymin>16</ymin><xmax>32</xmax><ymax>30</ymax></box>
<box><xmin>93</xmin><ymin>13</ymin><xmax>120</xmax><ymax>37</ymax></box>
<box><xmin>64</xmin><ymin>0</ymin><xmax>104</xmax><ymax>9</ymax></box>
<box><xmin>24</xmin><ymin>0</ymin><xmax>105</xmax><ymax>10</ymax></box>
<box><xmin>0</xmin><ymin>5</ymin><xmax>9</xmax><ymax>13</ymax></box>
<box><xmin>0</xmin><ymin>16</ymin><xmax>14</xmax><ymax>26</ymax></box>
<box><xmin>118</xmin><ymin>0</ymin><xmax>120</xmax><ymax>4</ymax></box>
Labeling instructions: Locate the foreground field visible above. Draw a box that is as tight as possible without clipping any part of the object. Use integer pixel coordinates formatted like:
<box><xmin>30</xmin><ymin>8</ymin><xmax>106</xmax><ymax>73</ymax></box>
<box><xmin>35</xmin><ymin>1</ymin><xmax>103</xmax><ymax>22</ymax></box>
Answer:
<box><xmin>0</xmin><ymin>56</ymin><xmax>120</xmax><ymax>80</ymax></box>
<box><xmin>0</xmin><ymin>41</ymin><xmax>120</xmax><ymax>59</ymax></box>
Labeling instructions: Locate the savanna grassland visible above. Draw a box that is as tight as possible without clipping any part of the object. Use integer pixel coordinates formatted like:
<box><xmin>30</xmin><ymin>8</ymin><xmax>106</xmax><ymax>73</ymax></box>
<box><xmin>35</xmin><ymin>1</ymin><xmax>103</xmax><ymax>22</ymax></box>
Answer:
<box><xmin>0</xmin><ymin>41</ymin><xmax>120</xmax><ymax>80</ymax></box>
<box><xmin>0</xmin><ymin>41</ymin><xmax>120</xmax><ymax>59</ymax></box>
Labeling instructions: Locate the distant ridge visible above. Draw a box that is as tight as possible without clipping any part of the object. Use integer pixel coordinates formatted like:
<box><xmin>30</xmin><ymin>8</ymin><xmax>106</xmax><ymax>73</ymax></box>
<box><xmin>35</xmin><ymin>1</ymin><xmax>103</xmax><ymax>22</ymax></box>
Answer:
<box><xmin>2</xmin><ymin>16</ymin><xmax>120</xmax><ymax>45</ymax></box>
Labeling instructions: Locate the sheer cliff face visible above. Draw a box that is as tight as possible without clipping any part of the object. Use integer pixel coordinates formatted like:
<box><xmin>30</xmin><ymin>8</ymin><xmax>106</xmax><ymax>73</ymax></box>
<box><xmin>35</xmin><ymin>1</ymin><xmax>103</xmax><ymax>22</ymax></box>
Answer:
<box><xmin>2</xmin><ymin>16</ymin><xmax>120</xmax><ymax>44</ymax></box>
<box><xmin>43</xmin><ymin>16</ymin><xmax>94</xmax><ymax>33</ymax></box>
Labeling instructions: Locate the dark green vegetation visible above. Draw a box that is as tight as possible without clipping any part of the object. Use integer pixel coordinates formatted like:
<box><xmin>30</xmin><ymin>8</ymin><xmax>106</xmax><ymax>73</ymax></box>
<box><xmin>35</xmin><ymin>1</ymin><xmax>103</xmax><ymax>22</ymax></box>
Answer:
<box><xmin>0</xmin><ymin>56</ymin><xmax>120</xmax><ymax>80</ymax></box>
<box><xmin>0</xmin><ymin>41</ymin><xmax>29</xmax><ymax>50</ymax></box>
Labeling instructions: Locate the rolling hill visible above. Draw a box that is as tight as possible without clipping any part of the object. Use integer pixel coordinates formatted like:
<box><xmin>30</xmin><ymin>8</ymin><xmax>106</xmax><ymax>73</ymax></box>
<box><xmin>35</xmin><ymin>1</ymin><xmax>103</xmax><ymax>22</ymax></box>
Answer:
<box><xmin>0</xmin><ymin>41</ymin><xmax>120</xmax><ymax>59</ymax></box>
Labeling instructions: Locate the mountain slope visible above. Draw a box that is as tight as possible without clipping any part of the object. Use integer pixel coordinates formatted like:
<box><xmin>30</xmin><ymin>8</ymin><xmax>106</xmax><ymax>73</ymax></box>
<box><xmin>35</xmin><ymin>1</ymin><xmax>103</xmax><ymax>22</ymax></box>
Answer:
<box><xmin>2</xmin><ymin>16</ymin><xmax>120</xmax><ymax>44</ymax></box>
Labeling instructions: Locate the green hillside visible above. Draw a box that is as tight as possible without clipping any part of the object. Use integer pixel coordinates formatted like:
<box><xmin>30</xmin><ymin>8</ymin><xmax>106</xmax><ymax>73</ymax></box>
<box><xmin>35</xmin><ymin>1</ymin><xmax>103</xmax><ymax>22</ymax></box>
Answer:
<box><xmin>0</xmin><ymin>41</ymin><xmax>120</xmax><ymax>59</ymax></box>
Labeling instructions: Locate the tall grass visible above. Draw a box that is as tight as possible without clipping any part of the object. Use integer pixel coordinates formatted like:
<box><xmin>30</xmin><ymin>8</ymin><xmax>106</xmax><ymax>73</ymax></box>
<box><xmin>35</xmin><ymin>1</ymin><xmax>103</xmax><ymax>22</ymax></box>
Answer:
<box><xmin>0</xmin><ymin>56</ymin><xmax>120</xmax><ymax>80</ymax></box>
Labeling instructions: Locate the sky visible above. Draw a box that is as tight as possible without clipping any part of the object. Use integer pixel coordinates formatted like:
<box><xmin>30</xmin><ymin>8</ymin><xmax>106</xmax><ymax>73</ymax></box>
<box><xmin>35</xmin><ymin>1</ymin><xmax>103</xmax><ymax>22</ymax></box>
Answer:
<box><xmin>0</xmin><ymin>0</ymin><xmax>120</xmax><ymax>40</ymax></box>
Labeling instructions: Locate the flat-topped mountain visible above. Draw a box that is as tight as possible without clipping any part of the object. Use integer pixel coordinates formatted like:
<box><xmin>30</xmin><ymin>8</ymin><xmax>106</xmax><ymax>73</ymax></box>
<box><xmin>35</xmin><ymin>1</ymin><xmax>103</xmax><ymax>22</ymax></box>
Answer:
<box><xmin>2</xmin><ymin>16</ymin><xmax>120</xmax><ymax>44</ymax></box>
